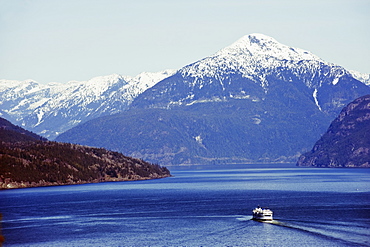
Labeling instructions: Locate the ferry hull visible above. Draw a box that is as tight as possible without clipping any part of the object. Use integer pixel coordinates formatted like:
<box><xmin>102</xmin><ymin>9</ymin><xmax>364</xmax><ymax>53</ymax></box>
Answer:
<box><xmin>252</xmin><ymin>215</ymin><xmax>273</xmax><ymax>221</ymax></box>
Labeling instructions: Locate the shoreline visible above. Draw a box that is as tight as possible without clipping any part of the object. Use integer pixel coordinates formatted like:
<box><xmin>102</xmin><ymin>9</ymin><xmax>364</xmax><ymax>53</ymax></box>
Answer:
<box><xmin>0</xmin><ymin>174</ymin><xmax>172</xmax><ymax>190</ymax></box>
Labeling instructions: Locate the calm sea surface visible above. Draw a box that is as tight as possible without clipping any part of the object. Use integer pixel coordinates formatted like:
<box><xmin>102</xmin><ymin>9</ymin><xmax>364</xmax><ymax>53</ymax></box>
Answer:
<box><xmin>1</xmin><ymin>164</ymin><xmax>369</xmax><ymax>246</ymax></box>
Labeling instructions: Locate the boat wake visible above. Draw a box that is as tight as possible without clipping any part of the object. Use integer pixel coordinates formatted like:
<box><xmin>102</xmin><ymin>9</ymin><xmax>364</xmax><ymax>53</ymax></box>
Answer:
<box><xmin>265</xmin><ymin>219</ymin><xmax>369</xmax><ymax>247</ymax></box>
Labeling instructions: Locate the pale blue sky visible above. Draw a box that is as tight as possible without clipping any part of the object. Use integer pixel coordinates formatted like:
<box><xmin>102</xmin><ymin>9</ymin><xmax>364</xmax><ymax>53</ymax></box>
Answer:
<box><xmin>1</xmin><ymin>0</ymin><xmax>369</xmax><ymax>84</ymax></box>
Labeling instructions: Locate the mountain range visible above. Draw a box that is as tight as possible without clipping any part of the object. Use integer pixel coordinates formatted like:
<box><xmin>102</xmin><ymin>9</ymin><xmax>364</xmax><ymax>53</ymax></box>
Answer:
<box><xmin>0</xmin><ymin>70</ymin><xmax>175</xmax><ymax>139</ymax></box>
<box><xmin>54</xmin><ymin>34</ymin><xmax>370</xmax><ymax>166</ymax></box>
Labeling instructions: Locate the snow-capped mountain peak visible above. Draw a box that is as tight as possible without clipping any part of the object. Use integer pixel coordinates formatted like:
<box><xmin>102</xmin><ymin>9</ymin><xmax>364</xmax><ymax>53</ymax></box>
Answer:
<box><xmin>220</xmin><ymin>33</ymin><xmax>322</xmax><ymax>62</ymax></box>
<box><xmin>181</xmin><ymin>33</ymin><xmax>324</xmax><ymax>80</ymax></box>
<box><xmin>137</xmin><ymin>33</ymin><xmax>369</xmax><ymax>114</ymax></box>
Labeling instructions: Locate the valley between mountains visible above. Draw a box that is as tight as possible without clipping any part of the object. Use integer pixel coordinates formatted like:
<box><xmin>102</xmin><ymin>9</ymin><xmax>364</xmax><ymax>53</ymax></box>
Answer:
<box><xmin>1</xmin><ymin>33</ymin><xmax>370</xmax><ymax>166</ymax></box>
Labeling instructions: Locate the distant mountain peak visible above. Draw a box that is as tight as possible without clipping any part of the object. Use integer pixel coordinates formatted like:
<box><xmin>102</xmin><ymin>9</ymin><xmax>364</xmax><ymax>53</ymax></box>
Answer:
<box><xmin>225</xmin><ymin>33</ymin><xmax>279</xmax><ymax>50</ymax></box>
<box><xmin>136</xmin><ymin>33</ymin><xmax>369</xmax><ymax>114</ymax></box>
<box><xmin>180</xmin><ymin>33</ymin><xmax>323</xmax><ymax>82</ymax></box>
<box><xmin>217</xmin><ymin>33</ymin><xmax>322</xmax><ymax>62</ymax></box>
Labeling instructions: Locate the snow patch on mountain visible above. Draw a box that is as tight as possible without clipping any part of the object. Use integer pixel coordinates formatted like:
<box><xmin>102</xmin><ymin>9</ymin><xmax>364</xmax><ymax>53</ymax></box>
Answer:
<box><xmin>194</xmin><ymin>134</ymin><xmax>206</xmax><ymax>149</ymax></box>
<box><xmin>313</xmin><ymin>88</ymin><xmax>322</xmax><ymax>111</ymax></box>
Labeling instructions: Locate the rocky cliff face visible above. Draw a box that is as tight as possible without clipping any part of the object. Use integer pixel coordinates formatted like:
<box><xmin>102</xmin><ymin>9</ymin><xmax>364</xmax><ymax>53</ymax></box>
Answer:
<box><xmin>297</xmin><ymin>95</ymin><xmax>370</xmax><ymax>167</ymax></box>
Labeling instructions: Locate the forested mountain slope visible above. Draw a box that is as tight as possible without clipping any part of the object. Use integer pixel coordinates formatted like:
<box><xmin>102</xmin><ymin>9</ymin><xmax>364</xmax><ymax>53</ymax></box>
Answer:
<box><xmin>0</xmin><ymin>117</ymin><xmax>170</xmax><ymax>189</ymax></box>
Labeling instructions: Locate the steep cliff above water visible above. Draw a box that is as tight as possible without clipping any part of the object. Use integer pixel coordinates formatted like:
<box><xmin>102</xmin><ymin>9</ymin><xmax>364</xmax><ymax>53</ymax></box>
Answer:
<box><xmin>297</xmin><ymin>95</ymin><xmax>370</xmax><ymax>167</ymax></box>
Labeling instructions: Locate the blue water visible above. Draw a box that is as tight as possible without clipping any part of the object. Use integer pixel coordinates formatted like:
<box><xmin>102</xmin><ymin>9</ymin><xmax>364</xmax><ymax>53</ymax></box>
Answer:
<box><xmin>1</xmin><ymin>165</ymin><xmax>369</xmax><ymax>246</ymax></box>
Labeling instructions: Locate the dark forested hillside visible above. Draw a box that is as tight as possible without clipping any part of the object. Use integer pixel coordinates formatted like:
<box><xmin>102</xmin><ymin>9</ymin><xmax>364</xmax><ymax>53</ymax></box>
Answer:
<box><xmin>0</xmin><ymin>117</ymin><xmax>47</xmax><ymax>142</ymax></box>
<box><xmin>0</xmin><ymin>118</ymin><xmax>170</xmax><ymax>189</ymax></box>
<box><xmin>297</xmin><ymin>95</ymin><xmax>370</xmax><ymax>167</ymax></box>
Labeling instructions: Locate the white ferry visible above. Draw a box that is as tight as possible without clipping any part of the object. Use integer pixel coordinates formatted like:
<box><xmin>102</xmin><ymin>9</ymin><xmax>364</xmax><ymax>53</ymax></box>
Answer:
<box><xmin>252</xmin><ymin>206</ymin><xmax>273</xmax><ymax>221</ymax></box>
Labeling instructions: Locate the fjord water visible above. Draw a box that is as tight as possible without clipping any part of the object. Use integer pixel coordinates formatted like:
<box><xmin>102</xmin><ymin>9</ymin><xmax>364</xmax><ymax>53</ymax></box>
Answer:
<box><xmin>1</xmin><ymin>165</ymin><xmax>369</xmax><ymax>246</ymax></box>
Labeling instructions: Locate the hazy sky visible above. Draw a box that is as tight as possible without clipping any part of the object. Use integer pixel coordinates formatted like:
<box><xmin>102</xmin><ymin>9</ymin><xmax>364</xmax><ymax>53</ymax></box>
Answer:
<box><xmin>1</xmin><ymin>0</ymin><xmax>369</xmax><ymax>84</ymax></box>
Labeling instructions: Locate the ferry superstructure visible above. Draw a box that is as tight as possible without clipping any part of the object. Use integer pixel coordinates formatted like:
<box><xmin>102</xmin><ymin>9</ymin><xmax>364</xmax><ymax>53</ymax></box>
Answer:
<box><xmin>252</xmin><ymin>206</ymin><xmax>273</xmax><ymax>221</ymax></box>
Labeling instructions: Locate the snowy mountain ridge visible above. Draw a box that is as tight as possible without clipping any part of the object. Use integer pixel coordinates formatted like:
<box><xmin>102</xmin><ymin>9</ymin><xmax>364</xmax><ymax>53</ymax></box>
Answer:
<box><xmin>349</xmin><ymin>70</ymin><xmax>370</xmax><ymax>85</ymax></box>
<box><xmin>0</xmin><ymin>69</ymin><xmax>176</xmax><ymax>139</ymax></box>
<box><xmin>134</xmin><ymin>34</ymin><xmax>367</xmax><ymax>116</ymax></box>
<box><xmin>181</xmin><ymin>33</ymin><xmax>349</xmax><ymax>91</ymax></box>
